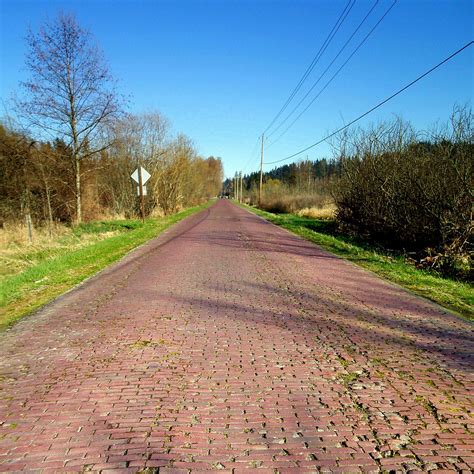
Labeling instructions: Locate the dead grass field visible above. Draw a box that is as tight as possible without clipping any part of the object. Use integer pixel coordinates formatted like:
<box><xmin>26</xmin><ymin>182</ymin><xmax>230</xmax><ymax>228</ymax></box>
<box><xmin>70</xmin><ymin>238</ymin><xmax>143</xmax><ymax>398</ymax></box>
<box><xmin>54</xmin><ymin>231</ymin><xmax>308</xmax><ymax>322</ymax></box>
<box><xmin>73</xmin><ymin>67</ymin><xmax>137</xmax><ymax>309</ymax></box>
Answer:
<box><xmin>296</xmin><ymin>204</ymin><xmax>337</xmax><ymax>219</ymax></box>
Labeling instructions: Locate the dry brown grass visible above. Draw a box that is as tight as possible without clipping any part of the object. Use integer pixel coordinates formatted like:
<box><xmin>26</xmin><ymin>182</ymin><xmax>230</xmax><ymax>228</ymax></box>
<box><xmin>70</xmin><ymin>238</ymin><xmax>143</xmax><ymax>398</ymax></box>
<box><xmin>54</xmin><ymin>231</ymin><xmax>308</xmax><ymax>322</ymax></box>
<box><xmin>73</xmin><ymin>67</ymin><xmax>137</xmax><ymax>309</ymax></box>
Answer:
<box><xmin>260</xmin><ymin>192</ymin><xmax>334</xmax><ymax>215</ymax></box>
<box><xmin>1</xmin><ymin>222</ymin><xmax>69</xmax><ymax>248</ymax></box>
<box><xmin>296</xmin><ymin>204</ymin><xmax>336</xmax><ymax>219</ymax></box>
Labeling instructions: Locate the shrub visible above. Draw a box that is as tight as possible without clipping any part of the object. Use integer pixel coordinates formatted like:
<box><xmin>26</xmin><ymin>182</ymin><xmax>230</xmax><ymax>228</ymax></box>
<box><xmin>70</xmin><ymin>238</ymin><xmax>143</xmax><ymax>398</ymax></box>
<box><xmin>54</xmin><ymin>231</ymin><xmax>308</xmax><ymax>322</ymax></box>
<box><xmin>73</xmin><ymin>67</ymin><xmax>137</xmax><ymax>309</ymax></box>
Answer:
<box><xmin>333</xmin><ymin>106</ymin><xmax>473</xmax><ymax>279</ymax></box>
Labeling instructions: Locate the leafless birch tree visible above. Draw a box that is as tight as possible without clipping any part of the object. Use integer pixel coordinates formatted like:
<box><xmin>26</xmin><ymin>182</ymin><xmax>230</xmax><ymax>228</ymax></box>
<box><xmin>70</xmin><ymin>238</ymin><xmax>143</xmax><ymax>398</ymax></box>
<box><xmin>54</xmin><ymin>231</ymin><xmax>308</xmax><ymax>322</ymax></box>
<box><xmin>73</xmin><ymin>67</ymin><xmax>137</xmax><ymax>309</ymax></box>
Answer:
<box><xmin>18</xmin><ymin>13</ymin><xmax>121</xmax><ymax>223</ymax></box>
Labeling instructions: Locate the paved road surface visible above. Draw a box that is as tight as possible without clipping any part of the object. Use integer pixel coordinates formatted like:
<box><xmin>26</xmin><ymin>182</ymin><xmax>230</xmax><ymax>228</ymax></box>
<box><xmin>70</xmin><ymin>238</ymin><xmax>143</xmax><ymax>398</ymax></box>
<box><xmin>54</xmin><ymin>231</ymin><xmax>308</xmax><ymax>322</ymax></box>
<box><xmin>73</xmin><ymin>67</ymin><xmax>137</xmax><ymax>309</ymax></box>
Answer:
<box><xmin>0</xmin><ymin>200</ymin><xmax>473</xmax><ymax>473</ymax></box>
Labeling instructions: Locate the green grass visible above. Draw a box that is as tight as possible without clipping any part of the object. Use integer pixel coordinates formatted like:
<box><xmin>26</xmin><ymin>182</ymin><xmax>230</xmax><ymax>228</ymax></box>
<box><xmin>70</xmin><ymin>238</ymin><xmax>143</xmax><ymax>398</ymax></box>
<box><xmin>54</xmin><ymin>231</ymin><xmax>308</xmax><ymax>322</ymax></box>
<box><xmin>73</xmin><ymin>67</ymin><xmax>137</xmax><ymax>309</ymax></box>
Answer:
<box><xmin>72</xmin><ymin>220</ymin><xmax>143</xmax><ymax>236</ymax></box>
<box><xmin>0</xmin><ymin>203</ymin><xmax>210</xmax><ymax>330</ymax></box>
<box><xmin>241</xmin><ymin>204</ymin><xmax>473</xmax><ymax>321</ymax></box>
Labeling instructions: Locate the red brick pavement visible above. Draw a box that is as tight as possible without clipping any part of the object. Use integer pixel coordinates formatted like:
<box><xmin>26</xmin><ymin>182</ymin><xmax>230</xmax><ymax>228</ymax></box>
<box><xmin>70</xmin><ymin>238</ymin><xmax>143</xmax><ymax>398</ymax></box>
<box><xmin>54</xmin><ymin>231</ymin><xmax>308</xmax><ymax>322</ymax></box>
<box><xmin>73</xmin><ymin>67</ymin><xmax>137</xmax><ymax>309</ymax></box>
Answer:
<box><xmin>0</xmin><ymin>200</ymin><xmax>473</xmax><ymax>473</ymax></box>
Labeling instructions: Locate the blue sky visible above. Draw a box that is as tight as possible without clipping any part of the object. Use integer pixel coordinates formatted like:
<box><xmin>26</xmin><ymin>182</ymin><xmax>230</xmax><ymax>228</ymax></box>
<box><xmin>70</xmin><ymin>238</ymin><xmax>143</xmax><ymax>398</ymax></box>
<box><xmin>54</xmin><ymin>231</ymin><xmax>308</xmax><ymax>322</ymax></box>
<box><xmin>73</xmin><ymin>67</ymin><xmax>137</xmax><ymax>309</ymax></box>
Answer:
<box><xmin>1</xmin><ymin>0</ymin><xmax>472</xmax><ymax>178</ymax></box>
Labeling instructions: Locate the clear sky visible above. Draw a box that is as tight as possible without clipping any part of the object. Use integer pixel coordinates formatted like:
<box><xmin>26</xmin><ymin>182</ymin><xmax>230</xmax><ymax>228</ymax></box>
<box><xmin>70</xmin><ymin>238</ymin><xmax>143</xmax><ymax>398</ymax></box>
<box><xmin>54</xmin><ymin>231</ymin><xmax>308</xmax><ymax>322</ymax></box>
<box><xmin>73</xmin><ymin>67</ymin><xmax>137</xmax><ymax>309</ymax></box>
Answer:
<box><xmin>1</xmin><ymin>0</ymin><xmax>472</xmax><ymax>178</ymax></box>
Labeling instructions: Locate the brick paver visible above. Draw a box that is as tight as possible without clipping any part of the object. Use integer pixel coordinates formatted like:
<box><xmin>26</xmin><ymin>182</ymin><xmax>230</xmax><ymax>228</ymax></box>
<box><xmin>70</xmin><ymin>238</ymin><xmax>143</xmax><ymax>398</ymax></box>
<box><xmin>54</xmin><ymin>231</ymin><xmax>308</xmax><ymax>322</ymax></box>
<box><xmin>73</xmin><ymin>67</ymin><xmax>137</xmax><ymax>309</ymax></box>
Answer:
<box><xmin>0</xmin><ymin>200</ymin><xmax>473</xmax><ymax>473</ymax></box>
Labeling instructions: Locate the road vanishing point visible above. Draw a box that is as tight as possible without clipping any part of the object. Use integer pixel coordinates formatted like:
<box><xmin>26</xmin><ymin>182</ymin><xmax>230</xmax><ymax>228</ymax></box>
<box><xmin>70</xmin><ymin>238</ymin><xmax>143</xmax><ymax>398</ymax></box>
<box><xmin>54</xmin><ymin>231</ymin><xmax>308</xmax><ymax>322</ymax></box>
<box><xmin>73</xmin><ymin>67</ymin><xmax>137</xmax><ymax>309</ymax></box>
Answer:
<box><xmin>0</xmin><ymin>200</ymin><xmax>473</xmax><ymax>473</ymax></box>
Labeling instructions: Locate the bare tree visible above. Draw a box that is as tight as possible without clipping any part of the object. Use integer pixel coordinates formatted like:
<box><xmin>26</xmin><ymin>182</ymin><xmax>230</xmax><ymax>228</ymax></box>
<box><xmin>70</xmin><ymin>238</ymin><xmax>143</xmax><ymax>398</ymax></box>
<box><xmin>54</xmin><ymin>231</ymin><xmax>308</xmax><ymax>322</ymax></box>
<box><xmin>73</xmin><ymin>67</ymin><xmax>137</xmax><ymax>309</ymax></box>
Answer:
<box><xmin>18</xmin><ymin>13</ymin><xmax>121</xmax><ymax>223</ymax></box>
<box><xmin>152</xmin><ymin>134</ymin><xmax>194</xmax><ymax>215</ymax></box>
<box><xmin>102</xmin><ymin>112</ymin><xmax>169</xmax><ymax>217</ymax></box>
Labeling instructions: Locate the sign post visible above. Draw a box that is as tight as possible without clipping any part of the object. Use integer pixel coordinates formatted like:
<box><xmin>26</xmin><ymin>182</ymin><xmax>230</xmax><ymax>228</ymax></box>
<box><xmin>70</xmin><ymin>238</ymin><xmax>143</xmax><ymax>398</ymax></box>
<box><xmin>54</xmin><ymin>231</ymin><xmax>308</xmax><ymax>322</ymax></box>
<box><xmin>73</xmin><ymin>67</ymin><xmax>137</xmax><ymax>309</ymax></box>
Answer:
<box><xmin>131</xmin><ymin>166</ymin><xmax>151</xmax><ymax>223</ymax></box>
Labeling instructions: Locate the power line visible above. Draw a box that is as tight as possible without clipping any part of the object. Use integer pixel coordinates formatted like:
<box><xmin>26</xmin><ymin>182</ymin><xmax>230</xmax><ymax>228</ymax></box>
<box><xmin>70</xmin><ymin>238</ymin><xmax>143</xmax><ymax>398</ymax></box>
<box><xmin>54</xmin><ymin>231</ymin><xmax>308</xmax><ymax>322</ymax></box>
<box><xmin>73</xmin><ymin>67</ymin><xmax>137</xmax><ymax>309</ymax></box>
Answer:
<box><xmin>265</xmin><ymin>41</ymin><xmax>473</xmax><ymax>165</ymax></box>
<box><xmin>266</xmin><ymin>0</ymin><xmax>383</xmax><ymax>142</ymax></box>
<box><xmin>262</xmin><ymin>0</ymin><xmax>355</xmax><ymax>135</ymax></box>
<box><xmin>267</xmin><ymin>0</ymin><xmax>396</xmax><ymax>147</ymax></box>
<box><xmin>241</xmin><ymin>136</ymin><xmax>262</xmax><ymax>175</ymax></box>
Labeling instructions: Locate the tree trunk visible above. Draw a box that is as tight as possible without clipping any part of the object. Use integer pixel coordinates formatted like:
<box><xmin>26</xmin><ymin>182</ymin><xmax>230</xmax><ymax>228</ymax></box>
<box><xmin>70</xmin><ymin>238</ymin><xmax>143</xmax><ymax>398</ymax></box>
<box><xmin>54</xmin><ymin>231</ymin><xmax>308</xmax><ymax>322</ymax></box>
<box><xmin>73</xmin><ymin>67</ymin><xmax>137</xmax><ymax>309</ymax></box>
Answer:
<box><xmin>25</xmin><ymin>212</ymin><xmax>33</xmax><ymax>243</ymax></box>
<box><xmin>46</xmin><ymin>186</ymin><xmax>53</xmax><ymax>237</ymax></box>
<box><xmin>75</xmin><ymin>155</ymin><xmax>82</xmax><ymax>223</ymax></box>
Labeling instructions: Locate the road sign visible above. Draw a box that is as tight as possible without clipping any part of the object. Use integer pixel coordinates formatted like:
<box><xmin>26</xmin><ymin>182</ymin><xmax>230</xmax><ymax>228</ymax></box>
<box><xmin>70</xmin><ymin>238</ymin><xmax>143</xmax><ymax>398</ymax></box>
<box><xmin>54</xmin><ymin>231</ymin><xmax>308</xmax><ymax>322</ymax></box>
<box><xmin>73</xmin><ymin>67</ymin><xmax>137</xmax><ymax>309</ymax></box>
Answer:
<box><xmin>131</xmin><ymin>166</ymin><xmax>151</xmax><ymax>185</ymax></box>
<box><xmin>131</xmin><ymin>166</ymin><xmax>151</xmax><ymax>223</ymax></box>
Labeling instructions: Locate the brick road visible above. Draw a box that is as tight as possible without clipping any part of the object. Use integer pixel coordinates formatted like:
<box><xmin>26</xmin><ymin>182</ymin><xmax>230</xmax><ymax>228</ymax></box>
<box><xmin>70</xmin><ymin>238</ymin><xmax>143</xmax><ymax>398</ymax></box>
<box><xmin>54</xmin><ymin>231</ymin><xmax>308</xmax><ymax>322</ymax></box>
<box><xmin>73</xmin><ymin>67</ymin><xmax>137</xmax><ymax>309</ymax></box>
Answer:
<box><xmin>0</xmin><ymin>200</ymin><xmax>473</xmax><ymax>473</ymax></box>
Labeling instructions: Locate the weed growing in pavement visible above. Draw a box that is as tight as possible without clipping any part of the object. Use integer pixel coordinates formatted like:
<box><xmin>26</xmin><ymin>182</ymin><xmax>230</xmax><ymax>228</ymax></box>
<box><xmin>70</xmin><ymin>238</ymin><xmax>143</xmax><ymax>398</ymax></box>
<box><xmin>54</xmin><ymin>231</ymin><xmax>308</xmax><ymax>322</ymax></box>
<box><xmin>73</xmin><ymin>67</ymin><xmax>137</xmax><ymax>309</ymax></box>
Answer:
<box><xmin>339</xmin><ymin>371</ymin><xmax>361</xmax><ymax>387</ymax></box>
<box><xmin>463</xmin><ymin>423</ymin><xmax>474</xmax><ymax>435</ymax></box>
<box><xmin>353</xmin><ymin>400</ymin><xmax>370</xmax><ymax>420</ymax></box>
<box><xmin>415</xmin><ymin>395</ymin><xmax>446</xmax><ymax>423</ymax></box>
<box><xmin>443</xmin><ymin>390</ymin><xmax>456</xmax><ymax>402</ymax></box>
<box><xmin>336</xmin><ymin>355</ymin><xmax>350</xmax><ymax>368</ymax></box>
<box><xmin>129</xmin><ymin>340</ymin><xmax>155</xmax><ymax>349</ymax></box>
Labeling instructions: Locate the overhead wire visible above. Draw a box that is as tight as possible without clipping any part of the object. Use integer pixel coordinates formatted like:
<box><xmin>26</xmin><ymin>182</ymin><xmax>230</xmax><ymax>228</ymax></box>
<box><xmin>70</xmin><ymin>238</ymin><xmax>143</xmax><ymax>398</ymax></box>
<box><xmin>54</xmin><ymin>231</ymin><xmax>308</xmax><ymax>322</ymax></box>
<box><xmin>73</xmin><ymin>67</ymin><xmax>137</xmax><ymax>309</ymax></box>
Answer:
<box><xmin>265</xmin><ymin>40</ymin><xmax>473</xmax><ymax>165</ymax></box>
<box><xmin>241</xmin><ymin>136</ymin><xmax>262</xmax><ymax>175</ymax></box>
<box><xmin>267</xmin><ymin>0</ymin><xmax>397</xmax><ymax>147</ymax></box>
<box><xmin>266</xmin><ymin>0</ymin><xmax>383</xmax><ymax>142</ymax></box>
<box><xmin>262</xmin><ymin>0</ymin><xmax>356</xmax><ymax>135</ymax></box>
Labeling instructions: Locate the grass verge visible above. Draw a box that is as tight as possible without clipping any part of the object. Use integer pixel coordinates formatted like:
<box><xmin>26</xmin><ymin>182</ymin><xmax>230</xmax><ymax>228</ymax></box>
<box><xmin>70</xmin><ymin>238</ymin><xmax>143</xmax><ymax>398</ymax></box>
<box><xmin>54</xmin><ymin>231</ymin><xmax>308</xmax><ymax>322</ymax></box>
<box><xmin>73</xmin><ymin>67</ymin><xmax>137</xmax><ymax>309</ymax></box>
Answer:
<box><xmin>241</xmin><ymin>204</ymin><xmax>473</xmax><ymax>321</ymax></box>
<box><xmin>0</xmin><ymin>203</ymin><xmax>210</xmax><ymax>330</ymax></box>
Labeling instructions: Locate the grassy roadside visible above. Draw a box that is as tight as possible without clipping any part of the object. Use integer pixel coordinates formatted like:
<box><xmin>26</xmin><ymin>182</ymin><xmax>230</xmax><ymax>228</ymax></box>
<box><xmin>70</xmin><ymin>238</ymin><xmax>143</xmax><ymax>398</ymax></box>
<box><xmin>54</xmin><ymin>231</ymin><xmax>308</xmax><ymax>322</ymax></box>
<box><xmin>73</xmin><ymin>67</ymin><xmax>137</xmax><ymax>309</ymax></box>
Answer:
<box><xmin>240</xmin><ymin>204</ymin><xmax>473</xmax><ymax>321</ymax></box>
<box><xmin>0</xmin><ymin>203</ymin><xmax>210</xmax><ymax>330</ymax></box>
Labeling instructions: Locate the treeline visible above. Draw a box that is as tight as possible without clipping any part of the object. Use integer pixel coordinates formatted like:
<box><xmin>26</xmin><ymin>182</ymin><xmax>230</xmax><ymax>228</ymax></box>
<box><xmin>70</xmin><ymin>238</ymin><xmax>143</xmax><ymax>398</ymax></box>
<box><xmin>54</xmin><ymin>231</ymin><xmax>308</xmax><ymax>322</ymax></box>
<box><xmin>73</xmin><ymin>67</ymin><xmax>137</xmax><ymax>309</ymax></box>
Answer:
<box><xmin>224</xmin><ymin>158</ymin><xmax>340</xmax><ymax>213</ymax></box>
<box><xmin>0</xmin><ymin>13</ymin><xmax>223</xmax><ymax>226</ymax></box>
<box><xmin>251</xmin><ymin>158</ymin><xmax>341</xmax><ymax>186</ymax></box>
<box><xmin>0</xmin><ymin>115</ymin><xmax>223</xmax><ymax>224</ymax></box>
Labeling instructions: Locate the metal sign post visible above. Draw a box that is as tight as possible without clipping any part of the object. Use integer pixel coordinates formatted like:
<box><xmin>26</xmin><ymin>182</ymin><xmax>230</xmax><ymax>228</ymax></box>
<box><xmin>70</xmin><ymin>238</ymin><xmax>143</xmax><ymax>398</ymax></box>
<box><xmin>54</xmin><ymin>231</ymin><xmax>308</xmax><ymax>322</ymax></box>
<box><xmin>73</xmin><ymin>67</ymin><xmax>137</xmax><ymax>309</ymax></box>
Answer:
<box><xmin>131</xmin><ymin>166</ymin><xmax>151</xmax><ymax>223</ymax></box>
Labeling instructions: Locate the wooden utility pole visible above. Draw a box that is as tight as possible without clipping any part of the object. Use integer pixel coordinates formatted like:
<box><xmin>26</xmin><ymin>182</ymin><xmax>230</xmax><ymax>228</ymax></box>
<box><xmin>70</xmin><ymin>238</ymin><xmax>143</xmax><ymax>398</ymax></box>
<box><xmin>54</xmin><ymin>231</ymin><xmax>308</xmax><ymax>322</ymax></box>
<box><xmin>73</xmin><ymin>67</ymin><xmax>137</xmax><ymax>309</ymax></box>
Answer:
<box><xmin>238</xmin><ymin>172</ymin><xmax>241</xmax><ymax>203</ymax></box>
<box><xmin>259</xmin><ymin>133</ymin><xmax>264</xmax><ymax>207</ymax></box>
<box><xmin>138</xmin><ymin>166</ymin><xmax>145</xmax><ymax>223</ymax></box>
<box><xmin>307</xmin><ymin>155</ymin><xmax>311</xmax><ymax>192</ymax></box>
<box><xmin>239</xmin><ymin>171</ymin><xmax>243</xmax><ymax>203</ymax></box>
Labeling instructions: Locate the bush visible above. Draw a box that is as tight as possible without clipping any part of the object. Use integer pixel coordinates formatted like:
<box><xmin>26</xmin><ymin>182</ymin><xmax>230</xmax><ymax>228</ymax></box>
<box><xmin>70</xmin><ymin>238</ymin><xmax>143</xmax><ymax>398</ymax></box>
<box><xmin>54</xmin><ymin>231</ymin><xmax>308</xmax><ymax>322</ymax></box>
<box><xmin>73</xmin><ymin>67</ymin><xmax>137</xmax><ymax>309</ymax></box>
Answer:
<box><xmin>333</xmin><ymin>107</ymin><xmax>473</xmax><ymax>279</ymax></box>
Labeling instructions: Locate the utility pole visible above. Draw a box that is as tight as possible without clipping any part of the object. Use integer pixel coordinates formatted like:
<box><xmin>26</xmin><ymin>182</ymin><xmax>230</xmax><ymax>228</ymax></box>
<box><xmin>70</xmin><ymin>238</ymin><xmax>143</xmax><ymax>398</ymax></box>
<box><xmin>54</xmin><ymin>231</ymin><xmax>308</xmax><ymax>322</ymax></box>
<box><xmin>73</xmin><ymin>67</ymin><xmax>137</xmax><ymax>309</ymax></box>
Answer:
<box><xmin>236</xmin><ymin>172</ymin><xmax>241</xmax><ymax>202</ymax></box>
<box><xmin>138</xmin><ymin>165</ymin><xmax>145</xmax><ymax>223</ymax></box>
<box><xmin>307</xmin><ymin>155</ymin><xmax>311</xmax><ymax>192</ymax></box>
<box><xmin>259</xmin><ymin>133</ymin><xmax>264</xmax><ymax>207</ymax></box>
<box><xmin>239</xmin><ymin>171</ymin><xmax>243</xmax><ymax>203</ymax></box>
